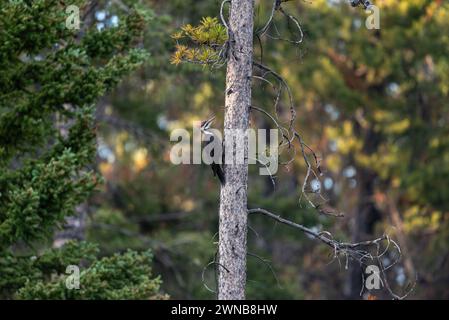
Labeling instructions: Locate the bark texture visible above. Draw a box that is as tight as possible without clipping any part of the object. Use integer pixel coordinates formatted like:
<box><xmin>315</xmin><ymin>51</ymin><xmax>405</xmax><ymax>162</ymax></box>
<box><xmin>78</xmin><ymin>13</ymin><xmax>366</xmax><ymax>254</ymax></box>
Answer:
<box><xmin>218</xmin><ymin>0</ymin><xmax>254</xmax><ymax>300</ymax></box>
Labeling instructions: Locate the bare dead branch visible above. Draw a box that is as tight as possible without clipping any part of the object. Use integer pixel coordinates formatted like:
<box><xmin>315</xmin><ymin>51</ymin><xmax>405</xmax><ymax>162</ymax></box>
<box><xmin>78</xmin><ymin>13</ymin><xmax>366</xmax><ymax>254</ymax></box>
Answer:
<box><xmin>256</xmin><ymin>0</ymin><xmax>281</xmax><ymax>37</ymax></box>
<box><xmin>248</xmin><ymin>207</ymin><xmax>412</xmax><ymax>299</ymax></box>
<box><xmin>253</xmin><ymin>61</ymin><xmax>296</xmax><ymax>131</ymax></box>
<box><xmin>248</xmin><ymin>208</ymin><xmax>359</xmax><ymax>249</ymax></box>
<box><xmin>256</xmin><ymin>0</ymin><xmax>304</xmax><ymax>45</ymax></box>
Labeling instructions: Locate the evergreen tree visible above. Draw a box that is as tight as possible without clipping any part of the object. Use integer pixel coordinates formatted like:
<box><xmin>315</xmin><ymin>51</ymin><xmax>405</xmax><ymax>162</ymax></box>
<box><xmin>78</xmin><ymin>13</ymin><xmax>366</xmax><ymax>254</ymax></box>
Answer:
<box><xmin>281</xmin><ymin>0</ymin><xmax>449</xmax><ymax>298</ymax></box>
<box><xmin>0</xmin><ymin>0</ymin><xmax>164</xmax><ymax>299</ymax></box>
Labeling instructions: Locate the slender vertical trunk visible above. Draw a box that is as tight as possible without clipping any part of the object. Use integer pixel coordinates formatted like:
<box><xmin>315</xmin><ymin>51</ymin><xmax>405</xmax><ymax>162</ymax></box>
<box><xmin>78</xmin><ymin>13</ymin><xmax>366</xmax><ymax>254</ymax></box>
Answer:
<box><xmin>346</xmin><ymin>169</ymin><xmax>379</xmax><ymax>298</ymax></box>
<box><xmin>346</xmin><ymin>127</ymin><xmax>382</xmax><ymax>299</ymax></box>
<box><xmin>218</xmin><ymin>0</ymin><xmax>254</xmax><ymax>300</ymax></box>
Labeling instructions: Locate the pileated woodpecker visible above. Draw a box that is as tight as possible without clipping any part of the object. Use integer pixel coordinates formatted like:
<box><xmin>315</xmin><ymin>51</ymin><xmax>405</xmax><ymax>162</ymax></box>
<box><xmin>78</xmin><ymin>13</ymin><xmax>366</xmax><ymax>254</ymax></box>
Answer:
<box><xmin>200</xmin><ymin>116</ymin><xmax>225</xmax><ymax>185</ymax></box>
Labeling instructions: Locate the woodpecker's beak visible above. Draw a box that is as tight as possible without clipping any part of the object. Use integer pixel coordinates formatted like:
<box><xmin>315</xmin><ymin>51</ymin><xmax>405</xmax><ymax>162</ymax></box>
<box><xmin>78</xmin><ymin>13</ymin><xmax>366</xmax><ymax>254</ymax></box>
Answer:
<box><xmin>201</xmin><ymin>116</ymin><xmax>215</xmax><ymax>130</ymax></box>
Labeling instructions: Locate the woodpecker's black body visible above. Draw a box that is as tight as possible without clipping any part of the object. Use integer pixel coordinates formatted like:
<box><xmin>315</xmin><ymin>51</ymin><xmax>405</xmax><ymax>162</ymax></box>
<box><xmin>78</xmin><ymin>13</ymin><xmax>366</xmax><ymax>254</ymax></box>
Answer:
<box><xmin>200</xmin><ymin>116</ymin><xmax>225</xmax><ymax>185</ymax></box>
<box><xmin>211</xmin><ymin>159</ymin><xmax>225</xmax><ymax>185</ymax></box>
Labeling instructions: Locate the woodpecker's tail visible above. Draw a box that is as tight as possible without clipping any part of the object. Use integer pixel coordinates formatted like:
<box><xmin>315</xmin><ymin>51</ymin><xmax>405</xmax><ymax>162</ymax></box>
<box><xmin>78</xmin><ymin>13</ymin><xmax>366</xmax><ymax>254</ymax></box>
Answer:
<box><xmin>216</xmin><ymin>166</ymin><xmax>225</xmax><ymax>185</ymax></box>
<box><xmin>211</xmin><ymin>163</ymin><xmax>225</xmax><ymax>185</ymax></box>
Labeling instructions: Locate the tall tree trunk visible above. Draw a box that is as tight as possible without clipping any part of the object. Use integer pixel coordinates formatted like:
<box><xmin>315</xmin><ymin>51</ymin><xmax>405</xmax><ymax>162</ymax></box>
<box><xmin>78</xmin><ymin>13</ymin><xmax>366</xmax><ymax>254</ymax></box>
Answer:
<box><xmin>346</xmin><ymin>127</ymin><xmax>382</xmax><ymax>299</ymax></box>
<box><xmin>218</xmin><ymin>0</ymin><xmax>254</xmax><ymax>300</ymax></box>
<box><xmin>346</xmin><ymin>168</ymin><xmax>381</xmax><ymax>298</ymax></box>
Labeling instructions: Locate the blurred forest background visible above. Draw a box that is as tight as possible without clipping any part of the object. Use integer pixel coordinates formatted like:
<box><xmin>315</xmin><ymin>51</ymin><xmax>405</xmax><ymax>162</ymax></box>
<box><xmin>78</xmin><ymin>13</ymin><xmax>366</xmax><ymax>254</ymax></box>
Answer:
<box><xmin>1</xmin><ymin>0</ymin><xmax>448</xmax><ymax>299</ymax></box>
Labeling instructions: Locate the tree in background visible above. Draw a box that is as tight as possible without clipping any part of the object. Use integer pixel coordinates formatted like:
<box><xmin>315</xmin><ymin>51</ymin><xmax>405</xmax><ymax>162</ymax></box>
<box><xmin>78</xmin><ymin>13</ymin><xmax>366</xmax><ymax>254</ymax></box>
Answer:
<box><xmin>273</xmin><ymin>0</ymin><xmax>449</xmax><ymax>298</ymax></box>
<box><xmin>72</xmin><ymin>0</ymin><xmax>449</xmax><ymax>300</ymax></box>
<box><xmin>0</xmin><ymin>0</ymin><xmax>164</xmax><ymax>299</ymax></box>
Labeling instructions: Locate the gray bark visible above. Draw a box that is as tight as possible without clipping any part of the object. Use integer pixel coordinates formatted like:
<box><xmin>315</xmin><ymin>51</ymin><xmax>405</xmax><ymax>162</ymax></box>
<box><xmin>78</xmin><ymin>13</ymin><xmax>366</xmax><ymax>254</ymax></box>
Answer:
<box><xmin>218</xmin><ymin>0</ymin><xmax>254</xmax><ymax>300</ymax></box>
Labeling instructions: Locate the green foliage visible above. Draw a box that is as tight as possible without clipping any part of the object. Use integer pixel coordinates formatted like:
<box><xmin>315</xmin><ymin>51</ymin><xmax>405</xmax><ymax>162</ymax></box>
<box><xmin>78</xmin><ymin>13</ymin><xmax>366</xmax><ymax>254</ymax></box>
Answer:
<box><xmin>0</xmin><ymin>0</ymin><xmax>146</xmax><ymax>222</ymax></box>
<box><xmin>0</xmin><ymin>241</ymin><xmax>97</xmax><ymax>298</ymax></box>
<box><xmin>170</xmin><ymin>17</ymin><xmax>227</xmax><ymax>65</ymax></box>
<box><xmin>0</xmin><ymin>0</ymin><xmax>164</xmax><ymax>299</ymax></box>
<box><xmin>0</xmin><ymin>0</ymin><xmax>148</xmax><ymax>244</ymax></box>
<box><xmin>281</xmin><ymin>0</ymin><xmax>449</xmax><ymax>297</ymax></box>
<box><xmin>17</xmin><ymin>248</ymin><xmax>165</xmax><ymax>300</ymax></box>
